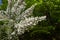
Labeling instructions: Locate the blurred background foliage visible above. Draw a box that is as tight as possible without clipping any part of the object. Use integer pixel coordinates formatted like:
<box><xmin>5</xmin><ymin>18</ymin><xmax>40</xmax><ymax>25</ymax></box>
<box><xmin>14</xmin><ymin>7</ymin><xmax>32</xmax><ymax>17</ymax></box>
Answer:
<box><xmin>0</xmin><ymin>0</ymin><xmax>8</xmax><ymax>10</ymax></box>
<box><xmin>22</xmin><ymin>0</ymin><xmax>60</xmax><ymax>40</ymax></box>
<box><xmin>0</xmin><ymin>0</ymin><xmax>60</xmax><ymax>40</ymax></box>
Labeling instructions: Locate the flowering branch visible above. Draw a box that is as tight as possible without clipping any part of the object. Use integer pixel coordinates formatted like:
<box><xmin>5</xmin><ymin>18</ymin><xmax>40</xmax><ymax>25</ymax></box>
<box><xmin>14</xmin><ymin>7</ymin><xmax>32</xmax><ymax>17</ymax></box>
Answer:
<box><xmin>0</xmin><ymin>0</ymin><xmax>46</xmax><ymax>39</ymax></box>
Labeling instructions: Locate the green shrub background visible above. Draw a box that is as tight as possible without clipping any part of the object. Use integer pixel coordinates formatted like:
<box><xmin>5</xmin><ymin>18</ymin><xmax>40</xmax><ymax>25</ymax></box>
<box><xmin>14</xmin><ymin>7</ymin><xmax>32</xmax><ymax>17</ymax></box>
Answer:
<box><xmin>0</xmin><ymin>0</ymin><xmax>8</xmax><ymax>10</ymax></box>
<box><xmin>0</xmin><ymin>0</ymin><xmax>60</xmax><ymax>40</ymax></box>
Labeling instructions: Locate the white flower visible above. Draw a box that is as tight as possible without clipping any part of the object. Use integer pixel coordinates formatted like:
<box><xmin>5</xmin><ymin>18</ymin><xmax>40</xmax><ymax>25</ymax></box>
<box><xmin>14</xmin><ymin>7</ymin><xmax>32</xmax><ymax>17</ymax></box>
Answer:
<box><xmin>30</xmin><ymin>22</ymin><xmax>32</xmax><ymax>24</ymax></box>
<box><xmin>0</xmin><ymin>0</ymin><xmax>46</xmax><ymax>37</ymax></box>
<box><xmin>11</xmin><ymin>31</ymin><xmax>15</xmax><ymax>35</ymax></box>
<box><xmin>14</xmin><ymin>16</ymin><xmax>46</xmax><ymax>34</ymax></box>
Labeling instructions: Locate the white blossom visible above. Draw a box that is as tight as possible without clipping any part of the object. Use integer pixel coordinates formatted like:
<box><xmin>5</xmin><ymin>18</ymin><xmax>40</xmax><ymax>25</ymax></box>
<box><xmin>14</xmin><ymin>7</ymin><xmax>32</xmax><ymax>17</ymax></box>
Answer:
<box><xmin>0</xmin><ymin>0</ymin><xmax>46</xmax><ymax>37</ymax></box>
<box><xmin>14</xmin><ymin>16</ymin><xmax>46</xmax><ymax>35</ymax></box>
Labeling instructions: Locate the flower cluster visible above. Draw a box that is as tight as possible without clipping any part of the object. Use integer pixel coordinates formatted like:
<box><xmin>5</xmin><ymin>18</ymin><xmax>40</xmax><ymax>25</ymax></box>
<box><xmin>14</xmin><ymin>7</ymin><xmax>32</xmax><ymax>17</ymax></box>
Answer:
<box><xmin>0</xmin><ymin>0</ymin><xmax>46</xmax><ymax>37</ymax></box>
<box><xmin>13</xmin><ymin>16</ymin><xmax>46</xmax><ymax>35</ymax></box>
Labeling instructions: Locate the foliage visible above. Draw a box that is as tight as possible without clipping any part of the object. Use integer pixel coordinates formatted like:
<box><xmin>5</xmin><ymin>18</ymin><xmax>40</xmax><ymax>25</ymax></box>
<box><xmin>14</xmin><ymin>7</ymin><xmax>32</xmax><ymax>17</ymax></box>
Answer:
<box><xmin>20</xmin><ymin>0</ymin><xmax>60</xmax><ymax>40</ymax></box>
<box><xmin>0</xmin><ymin>0</ymin><xmax>8</xmax><ymax>10</ymax></box>
<box><xmin>0</xmin><ymin>0</ymin><xmax>46</xmax><ymax>40</ymax></box>
<box><xmin>0</xmin><ymin>0</ymin><xmax>60</xmax><ymax>40</ymax></box>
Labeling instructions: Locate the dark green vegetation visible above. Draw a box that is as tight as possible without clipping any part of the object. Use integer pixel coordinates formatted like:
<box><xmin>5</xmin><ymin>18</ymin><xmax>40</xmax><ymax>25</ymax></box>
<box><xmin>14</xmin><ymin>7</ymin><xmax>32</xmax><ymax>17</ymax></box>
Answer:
<box><xmin>0</xmin><ymin>0</ymin><xmax>8</xmax><ymax>10</ymax></box>
<box><xmin>0</xmin><ymin>0</ymin><xmax>60</xmax><ymax>40</ymax></box>
<box><xmin>20</xmin><ymin>0</ymin><xmax>60</xmax><ymax>40</ymax></box>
